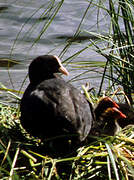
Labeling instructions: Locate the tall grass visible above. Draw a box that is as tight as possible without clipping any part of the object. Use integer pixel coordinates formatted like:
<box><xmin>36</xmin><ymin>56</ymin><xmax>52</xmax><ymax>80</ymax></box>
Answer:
<box><xmin>109</xmin><ymin>0</ymin><xmax>134</xmax><ymax>104</ymax></box>
<box><xmin>85</xmin><ymin>0</ymin><xmax>134</xmax><ymax>104</ymax></box>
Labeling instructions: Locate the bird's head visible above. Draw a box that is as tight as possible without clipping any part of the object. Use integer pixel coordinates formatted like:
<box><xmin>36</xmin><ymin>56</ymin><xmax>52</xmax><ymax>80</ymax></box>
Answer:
<box><xmin>95</xmin><ymin>97</ymin><xmax>119</xmax><ymax>119</ymax></box>
<box><xmin>98</xmin><ymin>107</ymin><xmax>126</xmax><ymax>136</ymax></box>
<box><xmin>29</xmin><ymin>55</ymin><xmax>69</xmax><ymax>84</ymax></box>
<box><xmin>97</xmin><ymin>97</ymin><xmax>119</xmax><ymax>109</ymax></box>
<box><xmin>102</xmin><ymin>107</ymin><xmax>126</xmax><ymax>120</ymax></box>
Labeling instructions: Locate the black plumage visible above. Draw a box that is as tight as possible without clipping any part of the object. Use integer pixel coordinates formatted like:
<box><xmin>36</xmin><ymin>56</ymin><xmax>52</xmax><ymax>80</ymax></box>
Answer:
<box><xmin>117</xmin><ymin>103</ymin><xmax>134</xmax><ymax>128</ymax></box>
<box><xmin>20</xmin><ymin>55</ymin><xmax>92</xmax><ymax>156</ymax></box>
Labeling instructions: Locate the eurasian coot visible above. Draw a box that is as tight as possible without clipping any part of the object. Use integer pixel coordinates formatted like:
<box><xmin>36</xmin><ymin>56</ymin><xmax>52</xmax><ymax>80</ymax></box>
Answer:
<box><xmin>116</xmin><ymin>103</ymin><xmax>134</xmax><ymax>128</ymax></box>
<box><xmin>20</xmin><ymin>55</ymin><xmax>93</xmax><ymax>156</ymax></box>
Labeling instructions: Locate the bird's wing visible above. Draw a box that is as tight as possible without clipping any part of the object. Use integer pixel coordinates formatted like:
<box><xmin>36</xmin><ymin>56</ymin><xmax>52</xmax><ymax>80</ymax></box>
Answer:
<box><xmin>38</xmin><ymin>79</ymin><xmax>92</xmax><ymax>141</ymax></box>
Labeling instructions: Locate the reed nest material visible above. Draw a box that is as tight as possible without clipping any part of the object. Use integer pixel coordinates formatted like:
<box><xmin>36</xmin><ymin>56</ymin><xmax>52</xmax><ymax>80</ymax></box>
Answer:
<box><xmin>0</xmin><ymin>103</ymin><xmax>134</xmax><ymax>179</ymax></box>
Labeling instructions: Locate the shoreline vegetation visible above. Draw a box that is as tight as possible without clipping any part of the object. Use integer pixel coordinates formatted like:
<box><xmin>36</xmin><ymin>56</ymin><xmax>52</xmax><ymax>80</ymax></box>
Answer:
<box><xmin>0</xmin><ymin>0</ymin><xmax>134</xmax><ymax>179</ymax></box>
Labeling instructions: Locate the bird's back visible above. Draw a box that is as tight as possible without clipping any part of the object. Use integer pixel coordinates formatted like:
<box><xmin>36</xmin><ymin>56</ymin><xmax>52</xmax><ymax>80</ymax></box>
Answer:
<box><xmin>20</xmin><ymin>77</ymin><xmax>92</xmax><ymax>142</ymax></box>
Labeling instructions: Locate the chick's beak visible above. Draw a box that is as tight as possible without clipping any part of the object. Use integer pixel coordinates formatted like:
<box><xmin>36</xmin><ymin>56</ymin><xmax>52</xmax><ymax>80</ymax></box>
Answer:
<box><xmin>59</xmin><ymin>65</ymin><xmax>69</xmax><ymax>76</ymax></box>
<box><xmin>112</xmin><ymin>107</ymin><xmax>127</xmax><ymax>118</ymax></box>
<box><xmin>119</xmin><ymin>112</ymin><xmax>126</xmax><ymax>119</ymax></box>
<box><xmin>113</xmin><ymin>101</ymin><xmax>119</xmax><ymax>108</ymax></box>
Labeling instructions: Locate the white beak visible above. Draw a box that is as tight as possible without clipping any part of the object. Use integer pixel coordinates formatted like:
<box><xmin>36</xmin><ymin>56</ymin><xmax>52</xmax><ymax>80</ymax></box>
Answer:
<box><xmin>59</xmin><ymin>65</ymin><xmax>69</xmax><ymax>76</ymax></box>
<box><xmin>54</xmin><ymin>55</ymin><xmax>69</xmax><ymax>76</ymax></box>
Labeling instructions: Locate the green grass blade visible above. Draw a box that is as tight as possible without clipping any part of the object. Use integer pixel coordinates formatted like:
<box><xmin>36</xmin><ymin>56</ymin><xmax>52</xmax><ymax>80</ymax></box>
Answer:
<box><xmin>105</xmin><ymin>143</ymin><xmax>120</xmax><ymax>180</ymax></box>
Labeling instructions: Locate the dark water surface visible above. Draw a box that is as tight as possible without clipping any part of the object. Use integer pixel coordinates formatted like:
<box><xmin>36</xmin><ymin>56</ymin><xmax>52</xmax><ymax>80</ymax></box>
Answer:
<box><xmin>0</xmin><ymin>0</ymin><xmax>110</xmax><ymax>98</ymax></box>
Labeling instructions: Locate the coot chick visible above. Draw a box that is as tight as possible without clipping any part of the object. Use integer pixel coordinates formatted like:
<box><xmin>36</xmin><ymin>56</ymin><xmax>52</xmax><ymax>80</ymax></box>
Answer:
<box><xmin>94</xmin><ymin>97</ymin><xmax>119</xmax><ymax>127</ymax></box>
<box><xmin>94</xmin><ymin>97</ymin><xmax>119</xmax><ymax>119</ymax></box>
<box><xmin>91</xmin><ymin>107</ymin><xmax>126</xmax><ymax>136</ymax></box>
<box><xmin>94</xmin><ymin>97</ymin><xmax>134</xmax><ymax>129</ymax></box>
<box><xmin>20</xmin><ymin>55</ymin><xmax>92</xmax><ymax>157</ymax></box>
<box><xmin>117</xmin><ymin>103</ymin><xmax>134</xmax><ymax>128</ymax></box>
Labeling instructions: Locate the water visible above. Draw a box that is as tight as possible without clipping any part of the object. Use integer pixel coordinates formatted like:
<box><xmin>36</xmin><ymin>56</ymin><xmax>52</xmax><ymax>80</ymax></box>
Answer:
<box><xmin>0</xmin><ymin>0</ymin><xmax>109</xmax><ymax>99</ymax></box>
